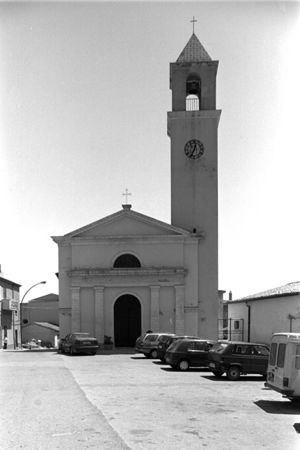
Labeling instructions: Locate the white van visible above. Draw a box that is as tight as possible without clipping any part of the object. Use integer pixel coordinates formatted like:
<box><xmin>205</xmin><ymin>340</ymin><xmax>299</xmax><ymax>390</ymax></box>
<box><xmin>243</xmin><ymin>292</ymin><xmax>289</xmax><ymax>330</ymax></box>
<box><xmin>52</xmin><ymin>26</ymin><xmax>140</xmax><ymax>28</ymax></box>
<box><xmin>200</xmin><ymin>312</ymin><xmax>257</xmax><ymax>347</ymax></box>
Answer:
<box><xmin>266</xmin><ymin>332</ymin><xmax>300</xmax><ymax>401</ymax></box>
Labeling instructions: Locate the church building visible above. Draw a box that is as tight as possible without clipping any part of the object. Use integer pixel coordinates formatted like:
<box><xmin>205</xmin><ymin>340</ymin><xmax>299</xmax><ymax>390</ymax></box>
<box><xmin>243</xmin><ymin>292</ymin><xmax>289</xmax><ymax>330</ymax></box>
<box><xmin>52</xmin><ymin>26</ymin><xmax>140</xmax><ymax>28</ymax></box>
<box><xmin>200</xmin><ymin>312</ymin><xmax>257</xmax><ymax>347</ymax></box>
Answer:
<box><xmin>52</xmin><ymin>33</ymin><xmax>221</xmax><ymax>346</ymax></box>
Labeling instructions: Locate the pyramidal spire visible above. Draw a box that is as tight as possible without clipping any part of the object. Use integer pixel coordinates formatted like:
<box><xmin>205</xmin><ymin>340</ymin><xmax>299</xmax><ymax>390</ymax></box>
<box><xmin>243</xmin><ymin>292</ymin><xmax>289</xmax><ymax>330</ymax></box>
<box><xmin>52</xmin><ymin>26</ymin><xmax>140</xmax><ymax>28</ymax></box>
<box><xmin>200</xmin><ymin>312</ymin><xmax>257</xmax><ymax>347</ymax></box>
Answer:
<box><xmin>177</xmin><ymin>34</ymin><xmax>212</xmax><ymax>63</ymax></box>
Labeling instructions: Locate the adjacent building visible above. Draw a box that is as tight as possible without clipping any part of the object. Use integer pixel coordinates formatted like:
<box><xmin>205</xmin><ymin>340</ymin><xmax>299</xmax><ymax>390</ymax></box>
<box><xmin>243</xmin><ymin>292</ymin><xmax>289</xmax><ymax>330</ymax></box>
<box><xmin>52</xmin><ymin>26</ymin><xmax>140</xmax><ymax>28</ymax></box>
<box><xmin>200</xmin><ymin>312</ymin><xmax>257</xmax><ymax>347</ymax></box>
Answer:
<box><xmin>224</xmin><ymin>281</ymin><xmax>300</xmax><ymax>345</ymax></box>
<box><xmin>21</xmin><ymin>293</ymin><xmax>59</xmax><ymax>347</ymax></box>
<box><xmin>52</xmin><ymin>33</ymin><xmax>221</xmax><ymax>346</ymax></box>
<box><xmin>0</xmin><ymin>272</ymin><xmax>21</xmax><ymax>349</ymax></box>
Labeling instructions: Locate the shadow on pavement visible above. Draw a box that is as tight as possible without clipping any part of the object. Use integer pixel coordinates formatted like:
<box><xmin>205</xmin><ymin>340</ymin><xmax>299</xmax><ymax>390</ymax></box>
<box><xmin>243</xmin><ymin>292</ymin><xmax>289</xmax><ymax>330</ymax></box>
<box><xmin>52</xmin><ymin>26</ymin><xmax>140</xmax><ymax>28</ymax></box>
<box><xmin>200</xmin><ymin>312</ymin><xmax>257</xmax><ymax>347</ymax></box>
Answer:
<box><xmin>201</xmin><ymin>375</ymin><xmax>266</xmax><ymax>382</ymax></box>
<box><xmin>255</xmin><ymin>399</ymin><xmax>300</xmax><ymax>414</ymax></box>
<box><xmin>130</xmin><ymin>356</ymin><xmax>148</xmax><ymax>360</ymax></box>
<box><xmin>160</xmin><ymin>367</ymin><xmax>210</xmax><ymax>373</ymax></box>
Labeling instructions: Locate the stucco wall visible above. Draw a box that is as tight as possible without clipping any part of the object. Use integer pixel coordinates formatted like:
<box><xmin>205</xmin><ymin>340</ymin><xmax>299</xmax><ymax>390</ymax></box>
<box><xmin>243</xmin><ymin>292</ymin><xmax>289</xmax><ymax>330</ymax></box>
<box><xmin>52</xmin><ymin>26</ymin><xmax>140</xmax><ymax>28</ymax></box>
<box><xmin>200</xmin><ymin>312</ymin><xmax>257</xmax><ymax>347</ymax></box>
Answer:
<box><xmin>227</xmin><ymin>295</ymin><xmax>300</xmax><ymax>345</ymax></box>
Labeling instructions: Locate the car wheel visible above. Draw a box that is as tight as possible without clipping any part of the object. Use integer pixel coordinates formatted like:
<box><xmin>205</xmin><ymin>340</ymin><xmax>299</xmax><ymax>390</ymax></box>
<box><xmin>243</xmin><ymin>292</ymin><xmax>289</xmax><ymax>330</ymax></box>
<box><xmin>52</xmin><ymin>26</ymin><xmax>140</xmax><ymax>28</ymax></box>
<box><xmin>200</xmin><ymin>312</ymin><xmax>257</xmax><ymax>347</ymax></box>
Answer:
<box><xmin>150</xmin><ymin>349</ymin><xmax>158</xmax><ymax>359</ymax></box>
<box><xmin>212</xmin><ymin>370</ymin><xmax>224</xmax><ymax>378</ymax></box>
<box><xmin>178</xmin><ymin>360</ymin><xmax>190</xmax><ymax>371</ymax></box>
<box><xmin>227</xmin><ymin>366</ymin><xmax>241</xmax><ymax>381</ymax></box>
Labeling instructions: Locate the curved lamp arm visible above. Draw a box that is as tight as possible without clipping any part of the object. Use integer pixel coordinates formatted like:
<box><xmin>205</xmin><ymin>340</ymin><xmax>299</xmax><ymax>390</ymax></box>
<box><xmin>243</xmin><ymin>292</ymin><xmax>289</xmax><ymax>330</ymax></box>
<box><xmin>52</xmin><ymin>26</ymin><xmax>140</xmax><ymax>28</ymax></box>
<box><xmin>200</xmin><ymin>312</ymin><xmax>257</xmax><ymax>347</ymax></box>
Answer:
<box><xmin>20</xmin><ymin>281</ymin><xmax>47</xmax><ymax>306</ymax></box>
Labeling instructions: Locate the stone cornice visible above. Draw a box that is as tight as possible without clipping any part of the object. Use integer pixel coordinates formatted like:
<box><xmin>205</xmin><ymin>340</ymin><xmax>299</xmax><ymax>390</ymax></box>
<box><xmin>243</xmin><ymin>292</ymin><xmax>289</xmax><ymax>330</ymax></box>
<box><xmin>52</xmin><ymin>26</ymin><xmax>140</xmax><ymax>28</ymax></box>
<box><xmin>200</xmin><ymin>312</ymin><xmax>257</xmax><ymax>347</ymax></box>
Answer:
<box><xmin>52</xmin><ymin>234</ymin><xmax>203</xmax><ymax>245</ymax></box>
<box><xmin>68</xmin><ymin>267</ymin><xmax>186</xmax><ymax>278</ymax></box>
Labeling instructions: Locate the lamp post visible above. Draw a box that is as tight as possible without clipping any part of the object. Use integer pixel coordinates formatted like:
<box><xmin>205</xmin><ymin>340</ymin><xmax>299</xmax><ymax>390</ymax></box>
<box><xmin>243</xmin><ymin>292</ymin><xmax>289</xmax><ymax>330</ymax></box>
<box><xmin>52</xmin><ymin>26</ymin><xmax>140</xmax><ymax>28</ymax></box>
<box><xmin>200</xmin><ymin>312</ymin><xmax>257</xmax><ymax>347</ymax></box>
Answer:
<box><xmin>19</xmin><ymin>281</ymin><xmax>46</xmax><ymax>348</ymax></box>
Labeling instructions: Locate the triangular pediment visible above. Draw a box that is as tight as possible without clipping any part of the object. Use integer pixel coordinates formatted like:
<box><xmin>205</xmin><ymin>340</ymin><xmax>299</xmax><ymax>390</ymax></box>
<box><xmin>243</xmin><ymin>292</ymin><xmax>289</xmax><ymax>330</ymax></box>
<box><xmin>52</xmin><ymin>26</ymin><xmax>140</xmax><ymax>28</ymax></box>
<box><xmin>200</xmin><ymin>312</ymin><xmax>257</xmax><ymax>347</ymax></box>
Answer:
<box><xmin>55</xmin><ymin>208</ymin><xmax>189</xmax><ymax>240</ymax></box>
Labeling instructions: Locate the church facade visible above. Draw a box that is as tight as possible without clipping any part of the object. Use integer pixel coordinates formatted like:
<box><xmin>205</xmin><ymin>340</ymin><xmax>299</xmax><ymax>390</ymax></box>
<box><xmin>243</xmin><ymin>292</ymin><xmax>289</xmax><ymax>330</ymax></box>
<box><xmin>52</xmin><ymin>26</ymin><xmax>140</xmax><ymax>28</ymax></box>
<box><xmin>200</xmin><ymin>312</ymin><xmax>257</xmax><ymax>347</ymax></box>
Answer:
<box><xmin>52</xmin><ymin>33</ymin><xmax>221</xmax><ymax>346</ymax></box>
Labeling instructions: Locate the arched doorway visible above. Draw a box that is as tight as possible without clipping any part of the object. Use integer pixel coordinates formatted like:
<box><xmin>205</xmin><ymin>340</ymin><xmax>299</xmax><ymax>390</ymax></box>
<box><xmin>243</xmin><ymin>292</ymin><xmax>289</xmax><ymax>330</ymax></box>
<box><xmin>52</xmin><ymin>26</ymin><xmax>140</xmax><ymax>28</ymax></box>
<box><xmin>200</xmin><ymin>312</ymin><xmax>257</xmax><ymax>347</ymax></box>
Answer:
<box><xmin>114</xmin><ymin>295</ymin><xmax>141</xmax><ymax>347</ymax></box>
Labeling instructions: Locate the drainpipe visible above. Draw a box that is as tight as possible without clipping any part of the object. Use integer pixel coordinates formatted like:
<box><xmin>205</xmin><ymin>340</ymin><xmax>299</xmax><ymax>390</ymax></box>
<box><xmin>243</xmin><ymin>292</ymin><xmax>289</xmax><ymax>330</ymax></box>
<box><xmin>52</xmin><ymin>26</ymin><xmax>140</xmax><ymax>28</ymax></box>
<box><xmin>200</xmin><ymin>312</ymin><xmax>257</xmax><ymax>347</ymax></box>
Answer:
<box><xmin>246</xmin><ymin>302</ymin><xmax>251</xmax><ymax>342</ymax></box>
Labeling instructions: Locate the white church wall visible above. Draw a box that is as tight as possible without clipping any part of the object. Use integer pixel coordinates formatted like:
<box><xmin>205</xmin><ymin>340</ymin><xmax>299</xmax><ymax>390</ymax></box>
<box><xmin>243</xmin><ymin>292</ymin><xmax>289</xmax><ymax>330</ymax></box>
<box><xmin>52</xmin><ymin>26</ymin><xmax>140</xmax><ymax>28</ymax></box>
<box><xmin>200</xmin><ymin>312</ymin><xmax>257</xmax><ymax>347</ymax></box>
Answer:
<box><xmin>80</xmin><ymin>288</ymin><xmax>95</xmax><ymax>336</ymax></box>
<box><xmin>159</xmin><ymin>286</ymin><xmax>175</xmax><ymax>332</ymax></box>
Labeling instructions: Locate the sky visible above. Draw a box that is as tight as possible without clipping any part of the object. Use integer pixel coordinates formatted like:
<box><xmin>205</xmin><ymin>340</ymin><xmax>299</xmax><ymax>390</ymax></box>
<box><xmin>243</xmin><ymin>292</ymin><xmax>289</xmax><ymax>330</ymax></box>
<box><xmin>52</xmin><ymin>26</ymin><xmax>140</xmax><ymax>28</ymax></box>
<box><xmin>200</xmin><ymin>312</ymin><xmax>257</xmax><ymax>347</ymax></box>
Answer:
<box><xmin>0</xmin><ymin>1</ymin><xmax>300</xmax><ymax>301</ymax></box>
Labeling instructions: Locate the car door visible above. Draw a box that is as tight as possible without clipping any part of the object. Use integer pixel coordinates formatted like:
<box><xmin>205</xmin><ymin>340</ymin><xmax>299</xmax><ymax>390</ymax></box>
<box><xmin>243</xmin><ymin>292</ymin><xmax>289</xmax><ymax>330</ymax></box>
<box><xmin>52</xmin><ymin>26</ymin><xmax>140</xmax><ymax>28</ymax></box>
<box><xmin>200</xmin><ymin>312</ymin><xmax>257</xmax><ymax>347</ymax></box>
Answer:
<box><xmin>253</xmin><ymin>345</ymin><xmax>269</xmax><ymax>374</ymax></box>
<box><xmin>187</xmin><ymin>341</ymin><xmax>207</xmax><ymax>367</ymax></box>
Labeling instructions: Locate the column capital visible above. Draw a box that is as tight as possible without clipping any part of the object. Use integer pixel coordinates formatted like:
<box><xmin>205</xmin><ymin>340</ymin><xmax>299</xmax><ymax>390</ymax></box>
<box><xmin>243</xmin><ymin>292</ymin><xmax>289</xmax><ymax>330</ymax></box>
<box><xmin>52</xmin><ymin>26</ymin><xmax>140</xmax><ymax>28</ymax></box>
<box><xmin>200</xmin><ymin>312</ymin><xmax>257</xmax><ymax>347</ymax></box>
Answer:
<box><xmin>94</xmin><ymin>286</ymin><xmax>104</xmax><ymax>293</ymax></box>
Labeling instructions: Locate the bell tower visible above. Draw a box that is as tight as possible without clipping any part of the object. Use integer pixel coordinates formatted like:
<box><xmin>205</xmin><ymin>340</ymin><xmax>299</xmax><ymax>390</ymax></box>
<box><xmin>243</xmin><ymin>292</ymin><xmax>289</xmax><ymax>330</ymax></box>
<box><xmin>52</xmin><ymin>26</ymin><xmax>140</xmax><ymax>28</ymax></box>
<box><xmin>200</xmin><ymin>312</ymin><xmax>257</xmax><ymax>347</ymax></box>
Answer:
<box><xmin>167</xmin><ymin>33</ymin><xmax>221</xmax><ymax>338</ymax></box>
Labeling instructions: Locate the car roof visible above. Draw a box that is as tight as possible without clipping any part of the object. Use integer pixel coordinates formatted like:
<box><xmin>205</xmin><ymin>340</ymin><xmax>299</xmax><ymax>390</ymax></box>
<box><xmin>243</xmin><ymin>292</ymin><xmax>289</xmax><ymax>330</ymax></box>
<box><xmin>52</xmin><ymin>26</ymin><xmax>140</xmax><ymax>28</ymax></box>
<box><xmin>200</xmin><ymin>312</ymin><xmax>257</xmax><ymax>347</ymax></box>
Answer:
<box><xmin>176</xmin><ymin>338</ymin><xmax>215</xmax><ymax>343</ymax></box>
<box><xmin>217</xmin><ymin>340</ymin><xmax>268</xmax><ymax>346</ymax></box>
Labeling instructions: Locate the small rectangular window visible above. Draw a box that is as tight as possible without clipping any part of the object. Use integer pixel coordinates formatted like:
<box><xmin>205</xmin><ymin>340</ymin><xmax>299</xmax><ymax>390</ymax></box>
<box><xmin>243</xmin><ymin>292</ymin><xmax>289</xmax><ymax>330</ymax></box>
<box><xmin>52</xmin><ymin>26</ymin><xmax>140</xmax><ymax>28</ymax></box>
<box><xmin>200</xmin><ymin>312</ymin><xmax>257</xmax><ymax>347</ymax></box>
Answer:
<box><xmin>234</xmin><ymin>320</ymin><xmax>240</xmax><ymax>330</ymax></box>
<box><xmin>270</xmin><ymin>343</ymin><xmax>277</xmax><ymax>366</ymax></box>
<box><xmin>277</xmin><ymin>343</ymin><xmax>286</xmax><ymax>368</ymax></box>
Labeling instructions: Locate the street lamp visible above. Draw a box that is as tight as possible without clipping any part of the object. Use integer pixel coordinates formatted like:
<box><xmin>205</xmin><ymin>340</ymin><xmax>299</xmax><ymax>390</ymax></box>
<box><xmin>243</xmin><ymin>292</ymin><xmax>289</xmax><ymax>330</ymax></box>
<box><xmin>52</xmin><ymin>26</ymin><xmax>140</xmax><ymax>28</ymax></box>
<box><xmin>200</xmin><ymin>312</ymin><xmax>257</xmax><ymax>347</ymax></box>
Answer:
<box><xmin>19</xmin><ymin>281</ymin><xmax>47</xmax><ymax>348</ymax></box>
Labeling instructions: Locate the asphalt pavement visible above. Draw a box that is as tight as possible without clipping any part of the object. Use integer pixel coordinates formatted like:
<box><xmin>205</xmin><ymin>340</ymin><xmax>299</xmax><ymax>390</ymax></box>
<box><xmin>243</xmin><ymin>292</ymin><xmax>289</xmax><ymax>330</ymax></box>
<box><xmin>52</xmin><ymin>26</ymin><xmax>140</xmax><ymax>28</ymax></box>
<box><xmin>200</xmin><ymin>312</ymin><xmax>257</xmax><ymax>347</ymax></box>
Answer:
<box><xmin>1</xmin><ymin>349</ymin><xmax>299</xmax><ymax>449</ymax></box>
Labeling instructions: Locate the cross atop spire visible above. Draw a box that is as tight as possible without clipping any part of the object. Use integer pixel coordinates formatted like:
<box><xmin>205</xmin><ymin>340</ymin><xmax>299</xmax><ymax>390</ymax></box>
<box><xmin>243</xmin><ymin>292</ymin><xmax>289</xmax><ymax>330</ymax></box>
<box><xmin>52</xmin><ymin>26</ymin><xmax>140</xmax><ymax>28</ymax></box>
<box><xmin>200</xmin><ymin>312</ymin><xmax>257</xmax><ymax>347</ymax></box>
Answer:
<box><xmin>190</xmin><ymin>16</ymin><xmax>197</xmax><ymax>34</ymax></box>
<box><xmin>122</xmin><ymin>188</ymin><xmax>132</xmax><ymax>204</ymax></box>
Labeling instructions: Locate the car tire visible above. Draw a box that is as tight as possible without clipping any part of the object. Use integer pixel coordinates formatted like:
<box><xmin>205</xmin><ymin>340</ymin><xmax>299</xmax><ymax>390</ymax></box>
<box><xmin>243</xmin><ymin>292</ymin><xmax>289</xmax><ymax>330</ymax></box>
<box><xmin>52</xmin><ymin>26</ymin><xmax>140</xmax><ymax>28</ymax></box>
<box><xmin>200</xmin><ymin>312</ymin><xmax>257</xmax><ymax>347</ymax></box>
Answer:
<box><xmin>212</xmin><ymin>370</ymin><xmax>224</xmax><ymax>378</ymax></box>
<box><xmin>227</xmin><ymin>366</ymin><xmax>241</xmax><ymax>381</ymax></box>
<box><xmin>150</xmin><ymin>349</ymin><xmax>158</xmax><ymax>359</ymax></box>
<box><xmin>178</xmin><ymin>360</ymin><xmax>190</xmax><ymax>371</ymax></box>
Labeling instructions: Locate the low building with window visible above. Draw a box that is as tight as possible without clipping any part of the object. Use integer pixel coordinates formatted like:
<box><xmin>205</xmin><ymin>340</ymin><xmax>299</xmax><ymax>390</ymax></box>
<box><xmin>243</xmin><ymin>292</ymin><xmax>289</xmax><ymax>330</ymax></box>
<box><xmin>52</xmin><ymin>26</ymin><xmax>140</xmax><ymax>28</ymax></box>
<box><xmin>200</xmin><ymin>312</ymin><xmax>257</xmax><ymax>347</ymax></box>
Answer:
<box><xmin>0</xmin><ymin>273</ymin><xmax>21</xmax><ymax>349</ymax></box>
<box><xmin>224</xmin><ymin>281</ymin><xmax>300</xmax><ymax>345</ymax></box>
<box><xmin>21</xmin><ymin>293</ymin><xmax>59</xmax><ymax>346</ymax></box>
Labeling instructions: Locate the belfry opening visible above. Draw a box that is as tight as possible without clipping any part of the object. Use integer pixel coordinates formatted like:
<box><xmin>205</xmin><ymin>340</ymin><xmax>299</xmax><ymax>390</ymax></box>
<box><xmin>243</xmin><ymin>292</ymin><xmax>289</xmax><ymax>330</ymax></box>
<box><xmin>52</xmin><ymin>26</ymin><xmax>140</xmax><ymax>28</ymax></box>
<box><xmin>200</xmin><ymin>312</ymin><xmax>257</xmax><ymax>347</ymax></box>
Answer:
<box><xmin>114</xmin><ymin>295</ymin><xmax>141</xmax><ymax>347</ymax></box>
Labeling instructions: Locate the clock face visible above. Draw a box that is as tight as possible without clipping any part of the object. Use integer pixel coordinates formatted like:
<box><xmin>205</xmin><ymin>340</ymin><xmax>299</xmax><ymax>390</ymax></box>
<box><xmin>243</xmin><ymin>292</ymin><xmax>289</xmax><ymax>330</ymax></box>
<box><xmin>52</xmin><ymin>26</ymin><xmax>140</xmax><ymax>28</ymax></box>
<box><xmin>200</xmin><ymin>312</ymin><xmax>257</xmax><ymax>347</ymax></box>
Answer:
<box><xmin>184</xmin><ymin>139</ymin><xmax>204</xmax><ymax>159</ymax></box>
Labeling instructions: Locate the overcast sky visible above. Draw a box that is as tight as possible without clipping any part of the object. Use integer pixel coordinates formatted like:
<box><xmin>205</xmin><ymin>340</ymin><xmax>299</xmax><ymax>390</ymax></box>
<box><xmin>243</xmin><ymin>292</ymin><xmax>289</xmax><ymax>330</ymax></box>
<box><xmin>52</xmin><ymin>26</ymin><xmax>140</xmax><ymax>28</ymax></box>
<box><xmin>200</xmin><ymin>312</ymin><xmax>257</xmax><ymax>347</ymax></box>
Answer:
<box><xmin>1</xmin><ymin>1</ymin><xmax>300</xmax><ymax>301</ymax></box>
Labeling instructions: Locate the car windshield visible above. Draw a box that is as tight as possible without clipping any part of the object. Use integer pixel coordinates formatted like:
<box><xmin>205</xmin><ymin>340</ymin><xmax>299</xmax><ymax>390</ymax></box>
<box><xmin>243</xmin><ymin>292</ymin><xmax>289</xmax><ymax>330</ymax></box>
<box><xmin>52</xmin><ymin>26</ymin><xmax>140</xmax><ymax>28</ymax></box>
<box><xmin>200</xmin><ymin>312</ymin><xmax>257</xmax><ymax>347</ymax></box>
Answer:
<box><xmin>144</xmin><ymin>334</ymin><xmax>159</xmax><ymax>342</ymax></box>
<box><xmin>210</xmin><ymin>342</ymin><xmax>228</xmax><ymax>353</ymax></box>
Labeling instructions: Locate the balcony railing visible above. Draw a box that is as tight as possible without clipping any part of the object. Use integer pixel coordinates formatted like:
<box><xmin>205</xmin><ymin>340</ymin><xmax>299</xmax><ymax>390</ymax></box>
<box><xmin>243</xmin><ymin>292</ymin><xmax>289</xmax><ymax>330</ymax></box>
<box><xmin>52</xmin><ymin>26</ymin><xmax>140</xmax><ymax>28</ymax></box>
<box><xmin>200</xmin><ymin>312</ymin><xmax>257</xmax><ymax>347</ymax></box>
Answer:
<box><xmin>186</xmin><ymin>97</ymin><xmax>200</xmax><ymax>111</ymax></box>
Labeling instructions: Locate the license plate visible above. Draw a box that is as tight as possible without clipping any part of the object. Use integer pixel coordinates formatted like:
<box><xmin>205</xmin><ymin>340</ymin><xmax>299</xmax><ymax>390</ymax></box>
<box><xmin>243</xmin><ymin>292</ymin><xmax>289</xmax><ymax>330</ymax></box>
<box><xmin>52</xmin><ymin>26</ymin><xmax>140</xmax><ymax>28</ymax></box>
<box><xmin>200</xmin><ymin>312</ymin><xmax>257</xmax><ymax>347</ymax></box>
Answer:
<box><xmin>83</xmin><ymin>341</ymin><xmax>91</xmax><ymax>345</ymax></box>
<box><xmin>209</xmin><ymin>363</ymin><xmax>215</xmax><ymax>368</ymax></box>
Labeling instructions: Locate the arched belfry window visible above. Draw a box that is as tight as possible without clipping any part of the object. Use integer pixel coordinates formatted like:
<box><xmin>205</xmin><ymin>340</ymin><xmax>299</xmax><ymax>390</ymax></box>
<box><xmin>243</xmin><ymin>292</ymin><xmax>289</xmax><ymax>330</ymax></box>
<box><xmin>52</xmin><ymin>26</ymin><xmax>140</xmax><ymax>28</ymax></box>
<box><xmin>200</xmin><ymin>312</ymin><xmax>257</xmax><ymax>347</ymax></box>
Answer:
<box><xmin>186</xmin><ymin>74</ymin><xmax>201</xmax><ymax>111</ymax></box>
<box><xmin>113</xmin><ymin>254</ymin><xmax>141</xmax><ymax>268</ymax></box>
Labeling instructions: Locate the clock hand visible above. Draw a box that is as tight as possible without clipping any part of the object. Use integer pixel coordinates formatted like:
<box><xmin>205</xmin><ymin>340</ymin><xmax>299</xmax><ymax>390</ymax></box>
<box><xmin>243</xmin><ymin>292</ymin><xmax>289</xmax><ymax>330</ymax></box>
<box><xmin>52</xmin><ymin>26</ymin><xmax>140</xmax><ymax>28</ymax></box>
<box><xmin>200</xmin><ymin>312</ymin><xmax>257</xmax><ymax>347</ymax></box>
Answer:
<box><xmin>191</xmin><ymin>143</ymin><xmax>197</xmax><ymax>157</ymax></box>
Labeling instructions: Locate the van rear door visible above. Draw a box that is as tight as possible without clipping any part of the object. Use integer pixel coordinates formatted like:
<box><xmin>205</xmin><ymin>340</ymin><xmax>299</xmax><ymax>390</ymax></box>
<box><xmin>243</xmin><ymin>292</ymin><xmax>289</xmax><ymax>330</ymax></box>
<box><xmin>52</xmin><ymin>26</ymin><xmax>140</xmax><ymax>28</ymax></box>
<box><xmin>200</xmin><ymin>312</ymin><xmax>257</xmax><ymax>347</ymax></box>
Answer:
<box><xmin>267</xmin><ymin>335</ymin><xmax>286</xmax><ymax>390</ymax></box>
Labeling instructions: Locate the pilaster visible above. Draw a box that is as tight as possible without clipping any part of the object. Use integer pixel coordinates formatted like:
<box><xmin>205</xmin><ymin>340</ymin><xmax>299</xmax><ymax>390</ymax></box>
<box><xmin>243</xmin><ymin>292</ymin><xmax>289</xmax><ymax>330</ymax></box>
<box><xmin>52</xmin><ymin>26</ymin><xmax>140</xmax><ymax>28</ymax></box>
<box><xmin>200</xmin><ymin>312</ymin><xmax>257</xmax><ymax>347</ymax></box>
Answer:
<box><xmin>71</xmin><ymin>287</ymin><xmax>80</xmax><ymax>332</ymax></box>
<box><xmin>150</xmin><ymin>286</ymin><xmax>160</xmax><ymax>331</ymax></box>
<box><xmin>94</xmin><ymin>286</ymin><xmax>104</xmax><ymax>343</ymax></box>
<box><xmin>175</xmin><ymin>285</ymin><xmax>185</xmax><ymax>334</ymax></box>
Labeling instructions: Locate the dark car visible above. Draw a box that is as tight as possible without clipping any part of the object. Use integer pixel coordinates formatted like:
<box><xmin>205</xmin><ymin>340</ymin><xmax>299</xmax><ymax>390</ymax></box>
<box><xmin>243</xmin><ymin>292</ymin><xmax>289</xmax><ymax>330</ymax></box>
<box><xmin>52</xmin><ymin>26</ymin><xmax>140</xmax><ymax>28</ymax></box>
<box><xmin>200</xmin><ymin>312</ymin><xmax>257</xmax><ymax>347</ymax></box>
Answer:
<box><xmin>59</xmin><ymin>333</ymin><xmax>100</xmax><ymax>355</ymax></box>
<box><xmin>136</xmin><ymin>333</ymin><xmax>175</xmax><ymax>359</ymax></box>
<box><xmin>208</xmin><ymin>341</ymin><xmax>270</xmax><ymax>380</ymax></box>
<box><xmin>165</xmin><ymin>338</ymin><xmax>215</xmax><ymax>371</ymax></box>
<box><xmin>157</xmin><ymin>335</ymin><xmax>200</xmax><ymax>362</ymax></box>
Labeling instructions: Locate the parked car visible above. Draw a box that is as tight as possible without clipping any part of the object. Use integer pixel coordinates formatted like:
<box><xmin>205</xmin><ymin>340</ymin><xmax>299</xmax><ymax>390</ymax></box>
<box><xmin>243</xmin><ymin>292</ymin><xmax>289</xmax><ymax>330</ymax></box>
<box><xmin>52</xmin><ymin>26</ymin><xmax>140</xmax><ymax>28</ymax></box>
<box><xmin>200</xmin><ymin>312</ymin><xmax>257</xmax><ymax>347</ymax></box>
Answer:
<box><xmin>135</xmin><ymin>332</ymin><xmax>152</xmax><ymax>352</ymax></box>
<box><xmin>157</xmin><ymin>335</ymin><xmax>200</xmax><ymax>362</ymax></box>
<box><xmin>22</xmin><ymin>339</ymin><xmax>40</xmax><ymax>350</ymax></box>
<box><xmin>208</xmin><ymin>341</ymin><xmax>270</xmax><ymax>380</ymax></box>
<box><xmin>165</xmin><ymin>338</ymin><xmax>215</xmax><ymax>371</ymax></box>
<box><xmin>136</xmin><ymin>333</ymin><xmax>175</xmax><ymax>359</ymax></box>
<box><xmin>59</xmin><ymin>333</ymin><xmax>100</xmax><ymax>355</ymax></box>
